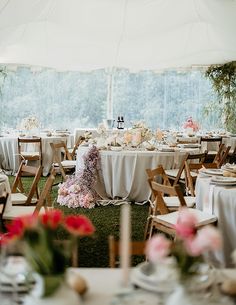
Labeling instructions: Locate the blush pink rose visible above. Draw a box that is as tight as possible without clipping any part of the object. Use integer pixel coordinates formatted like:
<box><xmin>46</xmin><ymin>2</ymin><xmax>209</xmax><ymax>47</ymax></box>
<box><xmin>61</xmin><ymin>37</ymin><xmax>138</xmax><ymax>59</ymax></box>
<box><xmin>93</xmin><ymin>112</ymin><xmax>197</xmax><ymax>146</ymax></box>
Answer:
<box><xmin>145</xmin><ymin>235</ymin><xmax>171</xmax><ymax>263</ymax></box>
<box><xmin>175</xmin><ymin>208</ymin><xmax>197</xmax><ymax>239</ymax></box>
<box><xmin>185</xmin><ymin>226</ymin><xmax>222</xmax><ymax>256</ymax></box>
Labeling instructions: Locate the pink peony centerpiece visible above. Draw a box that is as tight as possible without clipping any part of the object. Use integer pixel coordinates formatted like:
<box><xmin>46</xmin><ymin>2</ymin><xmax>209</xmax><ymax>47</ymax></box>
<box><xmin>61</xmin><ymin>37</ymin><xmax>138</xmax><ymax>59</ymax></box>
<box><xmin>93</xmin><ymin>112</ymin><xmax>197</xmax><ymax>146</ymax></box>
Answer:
<box><xmin>182</xmin><ymin>117</ymin><xmax>199</xmax><ymax>132</ymax></box>
<box><xmin>146</xmin><ymin>208</ymin><xmax>222</xmax><ymax>279</ymax></box>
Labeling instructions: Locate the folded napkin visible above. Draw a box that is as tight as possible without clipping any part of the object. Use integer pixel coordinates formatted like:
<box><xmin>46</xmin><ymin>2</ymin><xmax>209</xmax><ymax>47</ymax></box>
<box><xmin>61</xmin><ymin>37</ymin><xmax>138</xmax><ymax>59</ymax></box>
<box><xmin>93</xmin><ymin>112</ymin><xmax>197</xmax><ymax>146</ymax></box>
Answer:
<box><xmin>223</xmin><ymin>171</ymin><xmax>236</xmax><ymax>178</ymax></box>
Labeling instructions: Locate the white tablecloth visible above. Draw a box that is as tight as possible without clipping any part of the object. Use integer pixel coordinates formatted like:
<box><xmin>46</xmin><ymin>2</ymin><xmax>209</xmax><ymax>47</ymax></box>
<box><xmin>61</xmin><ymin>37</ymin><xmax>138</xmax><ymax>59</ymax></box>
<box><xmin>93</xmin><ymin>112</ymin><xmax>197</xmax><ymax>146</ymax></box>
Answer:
<box><xmin>196</xmin><ymin>175</ymin><xmax>236</xmax><ymax>267</ymax></box>
<box><xmin>0</xmin><ymin>134</ymin><xmax>74</xmax><ymax>176</ymax></box>
<box><xmin>77</xmin><ymin>147</ymin><xmax>199</xmax><ymax>202</ymax></box>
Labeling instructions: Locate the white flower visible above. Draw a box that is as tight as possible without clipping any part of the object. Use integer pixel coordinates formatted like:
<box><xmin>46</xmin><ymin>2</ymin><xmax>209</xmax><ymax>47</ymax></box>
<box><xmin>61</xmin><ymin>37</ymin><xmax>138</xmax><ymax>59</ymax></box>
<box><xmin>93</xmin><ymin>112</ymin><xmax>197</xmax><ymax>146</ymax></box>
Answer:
<box><xmin>20</xmin><ymin>116</ymin><xmax>40</xmax><ymax>130</ymax></box>
<box><xmin>97</xmin><ymin>123</ymin><xmax>106</xmax><ymax>135</ymax></box>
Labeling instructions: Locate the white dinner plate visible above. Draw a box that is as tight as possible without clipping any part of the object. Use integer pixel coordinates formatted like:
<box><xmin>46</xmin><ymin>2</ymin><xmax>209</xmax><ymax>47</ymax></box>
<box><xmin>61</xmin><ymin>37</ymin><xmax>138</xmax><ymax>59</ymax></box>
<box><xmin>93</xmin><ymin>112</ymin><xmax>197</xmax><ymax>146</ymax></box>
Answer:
<box><xmin>201</xmin><ymin>169</ymin><xmax>223</xmax><ymax>176</ymax></box>
<box><xmin>158</xmin><ymin>147</ymin><xmax>175</xmax><ymax>152</ymax></box>
<box><xmin>211</xmin><ymin>176</ymin><xmax>236</xmax><ymax>185</ymax></box>
<box><xmin>178</xmin><ymin>144</ymin><xmax>201</xmax><ymax>149</ymax></box>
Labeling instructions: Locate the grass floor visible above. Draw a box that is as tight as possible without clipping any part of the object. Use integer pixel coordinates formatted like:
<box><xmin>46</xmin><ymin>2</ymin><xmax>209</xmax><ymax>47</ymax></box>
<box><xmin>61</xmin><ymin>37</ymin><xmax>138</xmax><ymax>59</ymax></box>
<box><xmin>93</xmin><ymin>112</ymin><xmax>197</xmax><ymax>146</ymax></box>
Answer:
<box><xmin>8</xmin><ymin>175</ymin><xmax>149</xmax><ymax>267</ymax></box>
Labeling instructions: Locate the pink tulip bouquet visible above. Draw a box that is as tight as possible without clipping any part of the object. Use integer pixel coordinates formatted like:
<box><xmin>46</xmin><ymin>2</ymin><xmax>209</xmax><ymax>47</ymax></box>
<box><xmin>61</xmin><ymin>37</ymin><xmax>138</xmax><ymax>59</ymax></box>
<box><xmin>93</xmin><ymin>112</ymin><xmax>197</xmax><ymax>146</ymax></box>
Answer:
<box><xmin>146</xmin><ymin>208</ymin><xmax>222</xmax><ymax>280</ymax></box>
<box><xmin>0</xmin><ymin>210</ymin><xmax>95</xmax><ymax>296</ymax></box>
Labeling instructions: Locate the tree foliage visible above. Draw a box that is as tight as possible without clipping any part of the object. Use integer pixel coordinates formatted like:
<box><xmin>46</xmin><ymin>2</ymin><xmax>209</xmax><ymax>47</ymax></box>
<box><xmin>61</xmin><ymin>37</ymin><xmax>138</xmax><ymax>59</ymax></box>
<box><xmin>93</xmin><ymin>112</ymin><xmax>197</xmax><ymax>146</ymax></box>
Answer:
<box><xmin>205</xmin><ymin>61</ymin><xmax>236</xmax><ymax>133</ymax></box>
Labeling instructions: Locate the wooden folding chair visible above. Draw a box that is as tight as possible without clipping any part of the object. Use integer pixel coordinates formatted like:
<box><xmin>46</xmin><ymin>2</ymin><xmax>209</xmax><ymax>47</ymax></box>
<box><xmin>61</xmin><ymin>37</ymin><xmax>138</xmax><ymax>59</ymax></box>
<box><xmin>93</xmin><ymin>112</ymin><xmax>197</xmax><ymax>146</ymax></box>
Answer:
<box><xmin>165</xmin><ymin>152</ymin><xmax>207</xmax><ymax>187</ymax></box>
<box><xmin>50</xmin><ymin>142</ymin><xmax>77</xmax><ymax>181</ymax></box>
<box><xmin>200</xmin><ymin>136</ymin><xmax>222</xmax><ymax>161</ymax></box>
<box><xmin>145</xmin><ymin>165</ymin><xmax>196</xmax><ymax>239</ymax></box>
<box><xmin>18</xmin><ymin>137</ymin><xmax>42</xmax><ymax>166</ymax></box>
<box><xmin>11</xmin><ymin>161</ymin><xmax>42</xmax><ymax>206</ymax></box>
<box><xmin>3</xmin><ymin>170</ymin><xmax>55</xmax><ymax>221</ymax></box>
<box><xmin>69</xmin><ymin>136</ymin><xmax>85</xmax><ymax>159</ymax></box>
<box><xmin>108</xmin><ymin>235</ymin><xmax>146</xmax><ymax>268</ymax></box>
<box><xmin>213</xmin><ymin>144</ymin><xmax>231</xmax><ymax>168</ymax></box>
<box><xmin>148</xmin><ymin>181</ymin><xmax>217</xmax><ymax>238</ymax></box>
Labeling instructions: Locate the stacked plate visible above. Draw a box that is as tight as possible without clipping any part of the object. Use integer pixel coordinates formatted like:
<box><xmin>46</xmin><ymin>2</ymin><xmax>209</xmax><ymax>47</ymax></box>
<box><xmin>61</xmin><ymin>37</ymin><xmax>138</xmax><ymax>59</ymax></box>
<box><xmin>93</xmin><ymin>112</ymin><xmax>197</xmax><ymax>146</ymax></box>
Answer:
<box><xmin>178</xmin><ymin>143</ymin><xmax>201</xmax><ymax>149</ymax></box>
<box><xmin>200</xmin><ymin>168</ymin><xmax>223</xmax><ymax>176</ymax></box>
<box><xmin>158</xmin><ymin>146</ymin><xmax>175</xmax><ymax>152</ymax></box>
<box><xmin>221</xmin><ymin>164</ymin><xmax>236</xmax><ymax>173</ymax></box>
<box><xmin>211</xmin><ymin>176</ymin><xmax>236</xmax><ymax>186</ymax></box>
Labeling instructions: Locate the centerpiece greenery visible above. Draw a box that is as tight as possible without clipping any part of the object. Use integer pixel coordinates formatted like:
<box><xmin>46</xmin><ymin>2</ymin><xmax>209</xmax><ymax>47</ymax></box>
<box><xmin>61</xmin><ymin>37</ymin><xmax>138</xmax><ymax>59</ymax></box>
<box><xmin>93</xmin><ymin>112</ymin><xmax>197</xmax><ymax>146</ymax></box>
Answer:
<box><xmin>205</xmin><ymin>61</ymin><xmax>236</xmax><ymax>133</ymax></box>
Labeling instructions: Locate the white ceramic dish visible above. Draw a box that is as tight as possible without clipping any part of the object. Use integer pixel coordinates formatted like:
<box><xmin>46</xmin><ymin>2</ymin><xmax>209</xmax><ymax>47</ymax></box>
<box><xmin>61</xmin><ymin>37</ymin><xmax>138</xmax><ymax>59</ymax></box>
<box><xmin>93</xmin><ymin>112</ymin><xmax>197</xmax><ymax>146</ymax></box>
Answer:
<box><xmin>201</xmin><ymin>169</ymin><xmax>223</xmax><ymax>176</ymax></box>
<box><xmin>211</xmin><ymin>176</ymin><xmax>236</xmax><ymax>185</ymax></box>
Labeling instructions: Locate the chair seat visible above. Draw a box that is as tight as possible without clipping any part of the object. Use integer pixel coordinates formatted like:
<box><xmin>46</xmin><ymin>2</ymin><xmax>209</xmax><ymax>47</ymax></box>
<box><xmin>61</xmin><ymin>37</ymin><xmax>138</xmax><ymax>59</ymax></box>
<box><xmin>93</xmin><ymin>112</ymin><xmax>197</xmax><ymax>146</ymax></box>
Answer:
<box><xmin>207</xmin><ymin>151</ymin><xmax>217</xmax><ymax>155</ymax></box>
<box><xmin>154</xmin><ymin>208</ymin><xmax>217</xmax><ymax>228</ymax></box>
<box><xmin>54</xmin><ymin>160</ymin><xmax>76</xmax><ymax>168</ymax></box>
<box><xmin>21</xmin><ymin>151</ymin><xmax>40</xmax><ymax>157</ymax></box>
<box><xmin>3</xmin><ymin>206</ymin><xmax>46</xmax><ymax>220</ymax></box>
<box><xmin>164</xmin><ymin>196</ymin><xmax>195</xmax><ymax>208</ymax></box>
<box><xmin>165</xmin><ymin>169</ymin><xmax>198</xmax><ymax>180</ymax></box>
<box><xmin>11</xmin><ymin>193</ymin><xmax>37</xmax><ymax>205</ymax></box>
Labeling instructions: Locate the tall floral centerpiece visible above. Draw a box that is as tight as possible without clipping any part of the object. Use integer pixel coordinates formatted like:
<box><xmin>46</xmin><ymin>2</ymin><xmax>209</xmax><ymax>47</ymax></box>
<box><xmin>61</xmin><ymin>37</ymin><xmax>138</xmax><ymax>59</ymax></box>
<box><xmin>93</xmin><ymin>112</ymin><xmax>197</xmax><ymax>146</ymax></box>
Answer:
<box><xmin>1</xmin><ymin>210</ymin><xmax>95</xmax><ymax>300</ymax></box>
<box><xmin>58</xmin><ymin>146</ymin><xmax>100</xmax><ymax>209</ymax></box>
<box><xmin>19</xmin><ymin>115</ymin><xmax>40</xmax><ymax>136</ymax></box>
<box><xmin>146</xmin><ymin>208</ymin><xmax>222</xmax><ymax>305</ymax></box>
<box><xmin>182</xmin><ymin>117</ymin><xmax>199</xmax><ymax>135</ymax></box>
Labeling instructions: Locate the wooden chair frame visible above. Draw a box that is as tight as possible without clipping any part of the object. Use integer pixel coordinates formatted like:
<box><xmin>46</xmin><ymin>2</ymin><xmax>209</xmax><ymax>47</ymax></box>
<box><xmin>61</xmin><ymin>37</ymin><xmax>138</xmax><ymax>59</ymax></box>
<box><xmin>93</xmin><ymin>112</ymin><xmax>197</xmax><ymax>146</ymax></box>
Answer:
<box><xmin>70</xmin><ymin>136</ymin><xmax>85</xmax><ymax>159</ymax></box>
<box><xmin>108</xmin><ymin>235</ymin><xmax>146</xmax><ymax>268</ymax></box>
<box><xmin>18</xmin><ymin>137</ymin><xmax>42</xmax><ymax>166</ymax></box>
<box><xmin>166</xmin><ymin>152</ymin><xmax>207</xmax><ymax>186</ymax></box>
<box><xmin>50</xmin><ymin>142</ymin><xmax>76</xmax><ymax>181</ymax></box>
<box><xmin>11</xmin><ymin>161</ymin><xmax>42</xmax><ymax>205</ymax></box>
<box><xmin>3</xmin><ymin>170</ymin><xmax>55</xmax><ymax>221</ymax></box>
<box><xmin>149</xmin><ymin>181</ymin><xmax>217</xmax><ymax>238</ymax></box>
<box><xmin>213</xmin><ymin>144</ymin><xmax>231</xmax><ymax>168</ymax></box>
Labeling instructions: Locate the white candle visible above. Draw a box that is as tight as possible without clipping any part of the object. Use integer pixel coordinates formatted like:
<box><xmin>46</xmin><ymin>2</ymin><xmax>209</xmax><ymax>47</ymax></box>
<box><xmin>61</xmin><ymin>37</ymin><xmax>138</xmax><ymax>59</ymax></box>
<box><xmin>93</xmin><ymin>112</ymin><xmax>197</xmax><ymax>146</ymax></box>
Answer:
<box><xmin>120</xmin><ymin>204</ymin><xmax>131</xmax><ymax>287</ymax></box>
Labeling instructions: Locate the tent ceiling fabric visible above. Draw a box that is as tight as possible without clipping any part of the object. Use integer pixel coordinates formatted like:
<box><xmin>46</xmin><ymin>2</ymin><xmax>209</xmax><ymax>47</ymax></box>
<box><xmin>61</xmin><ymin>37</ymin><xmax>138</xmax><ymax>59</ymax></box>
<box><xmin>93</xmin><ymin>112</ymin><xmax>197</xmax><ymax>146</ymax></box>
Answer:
<box><xmin>0</xmin><ymin>0</ymin><xmax>236</xmax><ymax>71</ymax></box>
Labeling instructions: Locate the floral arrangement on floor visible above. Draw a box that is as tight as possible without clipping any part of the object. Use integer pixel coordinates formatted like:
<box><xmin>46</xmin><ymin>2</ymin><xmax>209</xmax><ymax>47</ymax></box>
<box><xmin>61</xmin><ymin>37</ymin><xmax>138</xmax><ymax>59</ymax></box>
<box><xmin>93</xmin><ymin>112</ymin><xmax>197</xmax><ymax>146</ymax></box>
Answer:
<box><xmin>58</xmin><ymin>145</ymin><xmax>100</xmax><ymax>209</ymax></box>
<box><xmin>131</xmin><ymin>121</ymin><xmax>153</xmax><ymax>145</ymax></box>
<box><xmin>182</xmin><ymin>117</ymin><xmax>199</xmax><ymax>132</ymax></box>
<box><xmin>19</xmin><ymin>115</ymin><xmax>40</xmax><ymax>130</ymax></box>
<box><xmin>146</xmin><ymin>208</ymin><xmax>222</xmax><ymax>280</ymax></box>
<box><xmin>1</xmin><ymin>210</ymin><xmax>95</xmax><ymax>297</ymax></box>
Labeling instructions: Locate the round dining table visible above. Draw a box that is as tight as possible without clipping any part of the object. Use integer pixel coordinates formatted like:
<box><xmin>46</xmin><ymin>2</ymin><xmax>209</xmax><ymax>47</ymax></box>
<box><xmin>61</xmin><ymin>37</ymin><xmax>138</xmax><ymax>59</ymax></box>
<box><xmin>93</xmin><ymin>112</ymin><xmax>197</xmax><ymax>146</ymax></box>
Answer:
<box><xmin>0</xmin><ymin>133</ymin><xmax>74</xmax><ymax>176</ymax></box>
<box><xmin>77</xmin><ymin>146</ymin><xmax>200</xmax><ymax>203</ymax></box>
<box><xmin>196</xmin><ymin>174</ymin><xmax>236</xmax><ymax>267</ymax></box>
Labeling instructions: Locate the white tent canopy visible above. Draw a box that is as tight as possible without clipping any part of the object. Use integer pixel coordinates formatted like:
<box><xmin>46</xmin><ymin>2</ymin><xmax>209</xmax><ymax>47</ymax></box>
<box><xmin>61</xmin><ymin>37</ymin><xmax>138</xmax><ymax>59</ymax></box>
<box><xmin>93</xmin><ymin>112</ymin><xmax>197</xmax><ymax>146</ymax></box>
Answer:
<box><xmin>0</xmin><ymin>0</ymin><xmax>236</xmax><ymax>71</ymax></box>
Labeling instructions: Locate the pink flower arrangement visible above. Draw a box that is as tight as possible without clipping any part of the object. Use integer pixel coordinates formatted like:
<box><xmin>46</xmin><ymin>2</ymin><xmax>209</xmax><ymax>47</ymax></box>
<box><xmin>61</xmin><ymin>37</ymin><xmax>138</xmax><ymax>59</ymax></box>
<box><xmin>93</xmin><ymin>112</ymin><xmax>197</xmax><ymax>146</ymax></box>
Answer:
<box><xmin>183</xmin><ymin>117</ymin><xmax>199</xmax><ymax>132</ymax></box>
<box><xmin>146</xmin><ymin>208</ymin><xmax>222</xmax><ymax>278</ymax></box>
<box><xmin>58</xmin><ymin>146</ymin><xmax>100</xmax><ymax>208</ymax></box>
<box><xmin>0</xmin><ymin>210</ymin><xmax>95</xmax><ymax>294</ymax></box>
<box><xmin>0</xmin><ymin>210</ymin><xmax>95</xmax><ymax>296</ymax></box>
